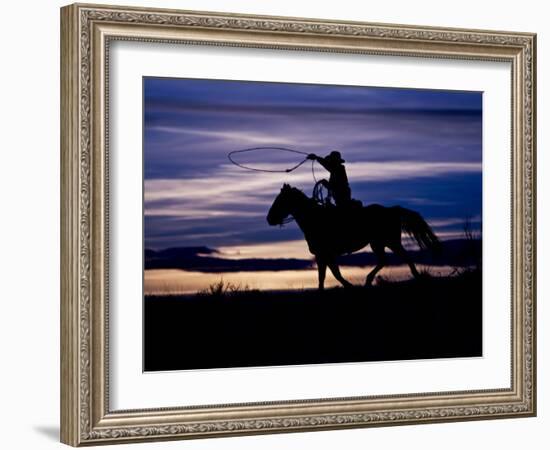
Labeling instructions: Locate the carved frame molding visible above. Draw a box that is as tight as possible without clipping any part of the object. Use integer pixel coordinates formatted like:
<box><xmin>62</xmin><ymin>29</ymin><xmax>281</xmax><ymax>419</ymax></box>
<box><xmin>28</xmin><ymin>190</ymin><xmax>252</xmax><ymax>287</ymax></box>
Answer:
<box><xmin>61</xmin><ymin>3</ymin><xmax>536</xmax><ymax>446</ymax></box>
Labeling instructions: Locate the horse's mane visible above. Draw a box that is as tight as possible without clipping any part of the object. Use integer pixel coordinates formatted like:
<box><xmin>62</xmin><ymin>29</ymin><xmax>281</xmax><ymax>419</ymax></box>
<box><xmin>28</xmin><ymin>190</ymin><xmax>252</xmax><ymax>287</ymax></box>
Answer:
<box><xmin>286</xmin><ymin>186</ymin><xmax>318</xmax><ymax>207</ymax></box>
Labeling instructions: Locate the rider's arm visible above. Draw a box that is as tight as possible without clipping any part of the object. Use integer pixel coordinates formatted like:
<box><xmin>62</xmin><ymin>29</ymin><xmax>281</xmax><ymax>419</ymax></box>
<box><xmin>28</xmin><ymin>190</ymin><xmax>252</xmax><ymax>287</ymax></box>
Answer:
<box><xmin>315</xmin><ymin>156</ymin><xmax>331</xmax><ymax>172</ymax></box>
<box><xmin>307</xmin><ymin>153</ymin><xmax>331</xmax><ymax>172</ymax></box>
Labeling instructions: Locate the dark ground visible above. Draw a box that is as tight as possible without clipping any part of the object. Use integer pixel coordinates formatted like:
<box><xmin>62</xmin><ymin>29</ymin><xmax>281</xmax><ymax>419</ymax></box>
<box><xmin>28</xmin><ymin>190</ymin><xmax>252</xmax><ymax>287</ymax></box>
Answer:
<box><xmin>144</xmin><ymin>271</ymin><xmax>482</xmax><ymax>372</ymax></box>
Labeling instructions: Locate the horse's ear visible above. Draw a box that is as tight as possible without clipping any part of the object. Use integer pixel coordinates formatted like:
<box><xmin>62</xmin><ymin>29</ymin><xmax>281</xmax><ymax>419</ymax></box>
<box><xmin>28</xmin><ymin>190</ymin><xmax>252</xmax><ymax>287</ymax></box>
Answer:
<box><xmin>282</xmin><ymin>183</ymin><xmax>289</xmax><ymax>191</ymax></box>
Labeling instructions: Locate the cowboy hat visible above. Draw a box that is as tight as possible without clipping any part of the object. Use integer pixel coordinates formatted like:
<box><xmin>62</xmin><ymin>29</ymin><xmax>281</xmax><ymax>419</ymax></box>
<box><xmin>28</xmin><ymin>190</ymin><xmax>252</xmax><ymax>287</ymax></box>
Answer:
<box><xmin>325</xmin><ymin>150</ymin><xmax>345</xmax><ymax>163</ymax></box>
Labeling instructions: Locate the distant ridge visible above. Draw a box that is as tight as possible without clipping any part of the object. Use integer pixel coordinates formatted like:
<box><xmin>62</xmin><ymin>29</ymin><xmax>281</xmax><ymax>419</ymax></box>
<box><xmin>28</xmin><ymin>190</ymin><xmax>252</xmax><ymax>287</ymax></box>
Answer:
<box><xmin>144</xmin><ymin>238</ymin><xmax>481</xmax><ymax>273</ymax></box>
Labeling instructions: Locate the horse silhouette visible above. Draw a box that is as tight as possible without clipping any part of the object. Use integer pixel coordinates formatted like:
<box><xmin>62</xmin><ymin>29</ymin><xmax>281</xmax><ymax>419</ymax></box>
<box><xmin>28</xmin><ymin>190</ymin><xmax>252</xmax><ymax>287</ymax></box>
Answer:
<box><xmin>267</xmin><ymin>184</ymin><xmax>440</xmax><ymax>290</ymax></box>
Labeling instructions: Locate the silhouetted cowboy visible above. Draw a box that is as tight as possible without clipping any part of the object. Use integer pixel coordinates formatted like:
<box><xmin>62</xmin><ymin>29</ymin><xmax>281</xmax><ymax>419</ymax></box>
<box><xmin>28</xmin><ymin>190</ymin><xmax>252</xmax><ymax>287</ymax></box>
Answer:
<box><xmin>307</xmin><ymin>151</ymin><xmax>352</xmax><ymax>207</ymax></box>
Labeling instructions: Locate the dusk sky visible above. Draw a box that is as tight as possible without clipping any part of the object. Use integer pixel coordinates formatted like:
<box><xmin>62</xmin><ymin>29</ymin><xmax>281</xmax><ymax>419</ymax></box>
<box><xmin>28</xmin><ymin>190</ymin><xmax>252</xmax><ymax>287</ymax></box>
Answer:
<box><xmin>144</xmin><ymin>77</ymin><xmax>482</xmax><ymax>259</ymax></box>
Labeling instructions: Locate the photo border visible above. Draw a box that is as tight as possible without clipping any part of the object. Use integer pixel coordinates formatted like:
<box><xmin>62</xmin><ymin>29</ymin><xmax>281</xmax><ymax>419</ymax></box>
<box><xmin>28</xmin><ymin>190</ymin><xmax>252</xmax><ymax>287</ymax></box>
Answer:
<box><xmin>60</xmin><ymin>3</ymin><xmax>536</xmax><ymax>446</ymax></box>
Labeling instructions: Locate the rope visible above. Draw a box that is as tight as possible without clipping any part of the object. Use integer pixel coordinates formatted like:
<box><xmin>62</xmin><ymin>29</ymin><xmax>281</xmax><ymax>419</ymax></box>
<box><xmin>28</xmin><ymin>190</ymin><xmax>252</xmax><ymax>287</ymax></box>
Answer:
<box><xmin>226</xmin><ymin>146</ymin><xmax>323</xmax><ymax>226</ymax></box>
<box><xmin>227</xmin><ymin>146</ymin><xmax>309</xmax><ymax>173</ymax></box>
<box><xmin>311</xmin><ymin>159</ymin><xmax>317</xmax><ymax>183</ymax></box>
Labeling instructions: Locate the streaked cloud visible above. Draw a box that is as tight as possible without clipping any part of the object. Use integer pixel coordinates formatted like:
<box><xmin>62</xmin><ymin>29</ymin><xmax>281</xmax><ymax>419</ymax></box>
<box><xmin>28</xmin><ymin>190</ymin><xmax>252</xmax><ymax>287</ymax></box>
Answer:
<box><xmin>144</xmin><ymin>161</ymin><xmax>481</xmax><ymax>224</ymax></box>
<box><xmin>218</xmin><ymin>240</ymin><xmax>313</xmax><ymax>260</ymax></box>
<box><xmin>144</xmin><ymin>77</ymin><xmax>482</xmax><ymax>251</ymax></box>
<box><xmin>150</xmin><ymin>126</ymin><xmax>298</xmax><ymax>146</ymax></box>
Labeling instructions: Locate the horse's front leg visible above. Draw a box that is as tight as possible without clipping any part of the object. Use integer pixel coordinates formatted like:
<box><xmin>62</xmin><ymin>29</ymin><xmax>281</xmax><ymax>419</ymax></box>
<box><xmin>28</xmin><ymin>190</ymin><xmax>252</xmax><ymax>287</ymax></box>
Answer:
<box><xmin>316</xmin><ymin>257</ymin><xmax>327</xmax><ymax>291</ymax></box>
<box><xmin>328</xmin><ymin>261</ymin><xmax>353</xmax><ymax>288</ymax></box>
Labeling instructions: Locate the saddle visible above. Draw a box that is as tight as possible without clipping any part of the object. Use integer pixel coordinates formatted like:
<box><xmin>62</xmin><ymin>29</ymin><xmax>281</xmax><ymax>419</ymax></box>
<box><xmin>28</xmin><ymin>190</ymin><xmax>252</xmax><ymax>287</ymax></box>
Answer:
<box><xmin>348</xmin><ymin>199</ymin><xmax>363</xmax><ymax>209</ymax></box>
<box><xmin>316</xmin><ymin>198</ymin><xmax>363</xmax><ymax>209</ymax></box>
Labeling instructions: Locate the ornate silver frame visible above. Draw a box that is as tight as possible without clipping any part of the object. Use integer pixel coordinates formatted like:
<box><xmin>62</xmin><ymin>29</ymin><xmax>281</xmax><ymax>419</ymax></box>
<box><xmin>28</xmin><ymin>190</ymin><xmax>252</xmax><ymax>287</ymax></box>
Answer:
<box><xmin>60</xmin><ymin>3</ymin><xmax>536</xmax><ymax>446</ymax></box>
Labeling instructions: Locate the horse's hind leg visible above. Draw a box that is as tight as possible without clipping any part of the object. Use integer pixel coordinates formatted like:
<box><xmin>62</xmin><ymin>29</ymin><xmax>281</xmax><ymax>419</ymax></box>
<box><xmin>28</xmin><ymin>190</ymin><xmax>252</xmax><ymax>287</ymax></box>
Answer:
<box><xmin>365</xmin><ymin>244</ymin><xmax>386</xmax><ymax>286</ymax></box>
<box><xmin>390</xmin><ymin>242</ymin><xmax>421</xmax><ymax>279</ymax></box>
<box><xmin>316</xmin><ymin>256</ymin><xmax>327</xmax><ymax>291</ymax></box>
<box><xmin>328</xmin><ymin>261</ymin><xmax>353</xmax><ymax>288</ymax></box>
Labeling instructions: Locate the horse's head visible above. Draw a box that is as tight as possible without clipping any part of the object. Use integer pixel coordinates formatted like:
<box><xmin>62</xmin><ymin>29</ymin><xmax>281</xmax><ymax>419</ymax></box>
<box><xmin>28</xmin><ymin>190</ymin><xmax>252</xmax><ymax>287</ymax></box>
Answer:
<box><xmin>267</xmin><ymin>184</ymin><xmax>302</xmax><ymax>226</ymax></box>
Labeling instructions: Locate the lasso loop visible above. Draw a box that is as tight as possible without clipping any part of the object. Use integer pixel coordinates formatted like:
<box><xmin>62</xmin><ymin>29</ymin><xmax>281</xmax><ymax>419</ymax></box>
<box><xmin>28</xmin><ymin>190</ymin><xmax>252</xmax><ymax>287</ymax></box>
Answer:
<box><xmin>227</xmin><ymin>147</ymin><xmax>309</xmax><ymax>173</ymax></box>
<box><xmin>226</xmin><ymin>146</ymin><xmax>325</xmax><ymax>225</ymax></box>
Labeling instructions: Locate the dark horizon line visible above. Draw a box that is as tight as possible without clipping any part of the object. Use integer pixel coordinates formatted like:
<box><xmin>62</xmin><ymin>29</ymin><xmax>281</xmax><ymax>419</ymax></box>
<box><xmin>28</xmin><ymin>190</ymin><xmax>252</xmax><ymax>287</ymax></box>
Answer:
<box><xmin>144</xmin><ymin>236</ymin><xmax>480</xmax><ymax>254</ymax></box>
<box><xmin>144</xmin><ymin>238</ymin><xmax>482</xmax><ymax>273</ymax></box>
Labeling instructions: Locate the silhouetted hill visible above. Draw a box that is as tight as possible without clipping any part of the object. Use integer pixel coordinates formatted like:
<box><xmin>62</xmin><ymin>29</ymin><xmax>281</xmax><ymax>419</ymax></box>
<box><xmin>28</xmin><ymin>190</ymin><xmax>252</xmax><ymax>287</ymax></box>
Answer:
<box><xmin>144</xmin><ymin>269</ymin><xmax>482</xmax><ymax>371</ymax></box>
<box><xmin>145</xmin><ymin>246</ymin><xmax>313</xmax><ymax>272</ymax></box>
<box><xmin>144</xmin><ymin>239</ymin><xmax>480</xmax><ymax>273</ymax></box>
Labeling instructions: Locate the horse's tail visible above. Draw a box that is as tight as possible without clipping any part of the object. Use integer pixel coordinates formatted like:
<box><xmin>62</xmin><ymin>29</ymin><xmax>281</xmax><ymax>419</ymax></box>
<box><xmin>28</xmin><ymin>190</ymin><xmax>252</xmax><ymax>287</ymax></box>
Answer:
<box><xmin>397</xmin><ymin>207</ymin><xmax>441</xmax><ymax>251</ymax></box>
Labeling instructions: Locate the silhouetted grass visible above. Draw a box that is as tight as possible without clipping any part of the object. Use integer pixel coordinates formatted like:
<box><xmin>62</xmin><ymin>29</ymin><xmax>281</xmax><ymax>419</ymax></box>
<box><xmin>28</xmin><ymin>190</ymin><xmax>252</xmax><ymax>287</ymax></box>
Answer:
<box><xmin>196</xmin><ymin>280</ymin><xmax>260</xmax><ymax>298</ymax></box>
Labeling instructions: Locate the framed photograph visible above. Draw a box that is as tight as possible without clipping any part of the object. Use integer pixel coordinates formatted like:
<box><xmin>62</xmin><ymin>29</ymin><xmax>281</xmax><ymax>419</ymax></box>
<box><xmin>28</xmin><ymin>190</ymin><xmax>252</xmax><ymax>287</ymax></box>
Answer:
<box><xmin>60</xmin><ymin>3</ymin><xmax>536</xmax><ymax>446</ymax></box>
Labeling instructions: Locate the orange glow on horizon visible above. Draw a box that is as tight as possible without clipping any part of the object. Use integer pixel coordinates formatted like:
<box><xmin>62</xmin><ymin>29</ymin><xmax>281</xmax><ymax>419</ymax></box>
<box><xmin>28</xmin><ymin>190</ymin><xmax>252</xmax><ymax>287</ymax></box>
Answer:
<box><xmin>144</xmin><ymin>265</ymin><xmax>458</xmax><ymax>296</ymax></box>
